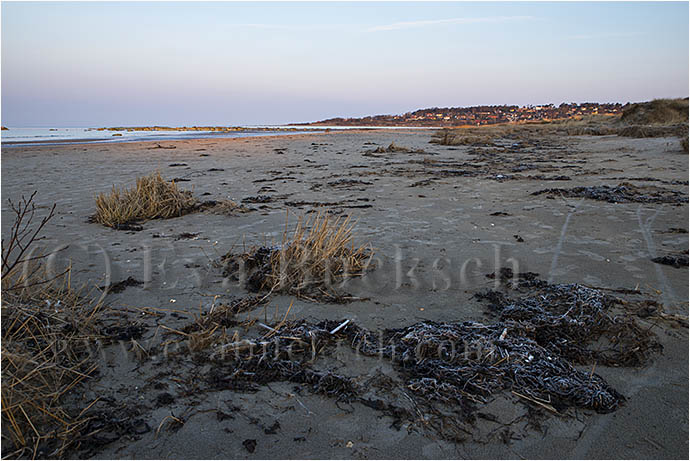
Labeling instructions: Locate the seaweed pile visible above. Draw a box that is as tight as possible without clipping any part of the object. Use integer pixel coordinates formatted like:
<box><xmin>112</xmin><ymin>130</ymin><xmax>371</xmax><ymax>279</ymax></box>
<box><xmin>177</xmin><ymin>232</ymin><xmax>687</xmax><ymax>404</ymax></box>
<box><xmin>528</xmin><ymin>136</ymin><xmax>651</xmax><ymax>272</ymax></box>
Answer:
<box><xmin>651</xmin><ymin>252</ymin><xmax>689</xmax><ymax>268</ymax></box>
<box><xmin>476</xmin><ymin>268</ymin><xmax>661</xmax><ymax>367</ymax></box>
<box><xmin>378</xmin><ymin>133</ymin><xmax>590</xmax><ymax>186</ymax></box>
<box><xmin>532</xmin><ymin>182</ymin><xmax>688</xmax><ymax>204</ymax></box>
<box><xmin>179</xmin><ymin>270</ymin><xmax>663</xmax><ymax>443</ymax></box>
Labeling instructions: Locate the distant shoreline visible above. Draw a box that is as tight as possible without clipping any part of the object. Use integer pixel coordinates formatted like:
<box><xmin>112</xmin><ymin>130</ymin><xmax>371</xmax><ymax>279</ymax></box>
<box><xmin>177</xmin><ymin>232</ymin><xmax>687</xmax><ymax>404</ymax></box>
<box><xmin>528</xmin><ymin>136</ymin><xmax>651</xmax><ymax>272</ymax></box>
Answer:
<box><xmin>0</xmin><ymin>126</ymin><xmax>436</xmax><ymax>147</ymax></box>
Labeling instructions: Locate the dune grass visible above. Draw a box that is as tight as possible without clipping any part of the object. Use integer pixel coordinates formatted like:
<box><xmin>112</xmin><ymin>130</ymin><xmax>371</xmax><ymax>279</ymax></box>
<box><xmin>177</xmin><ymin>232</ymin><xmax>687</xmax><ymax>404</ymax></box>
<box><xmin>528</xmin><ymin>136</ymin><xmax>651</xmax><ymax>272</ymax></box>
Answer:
<box><xmin>269</xmin><ymin>212</ymin><xmax>372</xmax><ymax>296</ymax></box>
<box><xmin>621</xmin><ymin>98</ymin><xmax>689</xmax><ymax>125</ymax></box>
<box><xmin>93</xmin><ymin>172</ymin><xmax>197</xmax><ymax>228</ymax></box>
<box><xmin>430</xmin><ymin>129</ymin><xmax>496</xmax><ymax>146</ymax></box>
<box><xmin>1</xmin><ymin>193</ymin><xmax>104</xmax><ymax>458</ymax></box>
<box><xmin>1</xmin><ymin>273</ymin><xmax>103</xmax><ymax>458</ymax></box>
<box><xmin>223</xmin><ymin>211</ymin><xmax>373</xmax><ymax>301</ymax></box>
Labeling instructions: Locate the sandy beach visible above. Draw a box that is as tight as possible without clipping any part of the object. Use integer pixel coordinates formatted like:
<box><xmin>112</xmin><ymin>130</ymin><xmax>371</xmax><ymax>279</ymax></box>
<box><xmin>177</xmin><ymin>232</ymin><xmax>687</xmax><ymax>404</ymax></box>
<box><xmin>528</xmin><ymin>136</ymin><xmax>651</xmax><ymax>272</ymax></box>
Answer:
<box><xmin>1</xmin><ymin>128</ymin><xmax>688</xmax><ymax>459</ymax></box>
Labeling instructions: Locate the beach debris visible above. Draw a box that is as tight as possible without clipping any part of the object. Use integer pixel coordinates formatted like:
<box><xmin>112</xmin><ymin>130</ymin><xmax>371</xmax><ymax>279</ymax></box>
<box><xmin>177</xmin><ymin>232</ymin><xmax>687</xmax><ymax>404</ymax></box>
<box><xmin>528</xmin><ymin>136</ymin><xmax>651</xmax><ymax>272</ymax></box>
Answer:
<box><xmin>242</xmin><ymin>195</ymin><xmax>273</xmax><ymax>203</ymax></box>
<box><xmin>242</xmin><ymin>439</ymin><xmax>257</xmax><ymax>453</ymax></box>
<box><xmin>326</xmin><ymin>178</ymin><xmax>373</xmax><ymax>189</ymax></box>
<box><xmin>175</xmin><ymin>232</ymin><xmax>199</xmax><ymax>240</ymax></box>
<box><xmin>157</xmin><ymin>268</ymin><xmax>666</xmax><ymax>445</ymax></box>
<box><xmin>195</xmin><ymin>199</ymin><xmax>251</xmax><ymax>215</ymax></box>
<box><xmin>112</xmin><ymin>222</ymin><xmax>144</xmax><ymax>231</ymax></box>
<box><xmin>285</xmin><ymin>199</ymin><xmax>372</xmax><ymax>210</ymax></box>
<box><xmin>661</xmin><ymin>227</ymin><xmax>688</xmax><ymax>234</ymax></box>
<box><xmin>99</xmin><ymin>276</ymin><xmax>143</xmax><ymax>293</ymax></box>
<box><xmin>531</xmin><ymin>182</ymin><xmax>688</xmax><ymax>204</ymax></box>
<box><xmin>155</xmin><ymin>393</ymin><xmax>176</xmax><ymax>407</ymax></box>
<box><xmin>409</xmin><ymin>178</ymin><xmax>435</xmax><ymax>187</ymax></box>
<box><xmin>476</xmin><ymin>268</ymin><xmax>662</xmax><ymax>367</ymax></box>
<box><xmin>364</xmin><ymin>142</ymin><xmax>426</xmax><ymax>157</ymax></box>
<box><xmin>651</xmin><ymin>253</ymin><xmax>689</xmax><ymax>268</ymax></box>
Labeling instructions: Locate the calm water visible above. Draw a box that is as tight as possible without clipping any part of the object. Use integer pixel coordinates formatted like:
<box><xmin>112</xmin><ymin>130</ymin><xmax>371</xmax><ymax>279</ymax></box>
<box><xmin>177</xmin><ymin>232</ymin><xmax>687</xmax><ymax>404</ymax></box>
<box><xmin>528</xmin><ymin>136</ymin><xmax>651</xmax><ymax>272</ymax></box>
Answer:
<box><xmin>0</xmin><ymin>127</ymin><xmax>316</xmax><ymax>146</ymax></box>
<box><xmin>1</xmin><ymin>126</ymin><xmax>433</xmax><ymax>146</ymax></box>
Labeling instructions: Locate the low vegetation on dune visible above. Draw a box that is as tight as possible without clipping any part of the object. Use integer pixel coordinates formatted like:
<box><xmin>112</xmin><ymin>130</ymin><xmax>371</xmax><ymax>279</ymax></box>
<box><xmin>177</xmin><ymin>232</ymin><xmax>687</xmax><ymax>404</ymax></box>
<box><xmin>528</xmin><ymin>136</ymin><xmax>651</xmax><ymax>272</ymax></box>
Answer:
<box><xmin>431</xmin><ymin>98</ymin><xmax>689</xmax><ymax>149</ymax></box>
<box><xmin>620</xmin><ymin>98</ymin><xmax>689</xmax><ymax>125</ymax></box>
<box><xmin>94</xmin><ymin>172</ymin><xmax>196</xmax><ymax>228</ymax></box>
<box><xmin>222</xmin><ymin>212</ymin><xmax>373</xmax><ymax>302</ymax></box>
<box><xmin>430</xmin><ymin>129</ymin><xmax>496</xmax><ymax>146</ymax></box>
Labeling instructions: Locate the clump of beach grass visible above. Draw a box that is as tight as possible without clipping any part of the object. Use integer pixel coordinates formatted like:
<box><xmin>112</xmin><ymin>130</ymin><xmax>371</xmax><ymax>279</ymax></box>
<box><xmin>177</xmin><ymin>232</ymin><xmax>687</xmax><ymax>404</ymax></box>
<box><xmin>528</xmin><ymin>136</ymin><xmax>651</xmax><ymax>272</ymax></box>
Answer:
<box><xmin>1</xmin><ymin>193</ymin><xmax>104</xmax><ymax>458</ymax></box>
<box><xmin>1</xmin><ymin>274</ymin><xmax>103</xmax><ymax>458</ymax></box>
<box><xmin>93</xmin><ymin>172</ymin><xmax>196</xmax><ymax>228</ymax></box>
<box><xmin>223</xmin><ymin>211</ymin><xmax>373</xmax><ymax>302</ymax></box>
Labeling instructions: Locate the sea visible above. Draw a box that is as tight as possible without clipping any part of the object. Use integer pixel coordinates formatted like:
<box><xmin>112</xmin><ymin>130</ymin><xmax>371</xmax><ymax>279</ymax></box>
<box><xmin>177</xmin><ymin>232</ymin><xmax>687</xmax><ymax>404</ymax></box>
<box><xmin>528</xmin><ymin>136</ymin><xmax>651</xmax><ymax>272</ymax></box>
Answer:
<box><xmin>0</xmin><ymin>126</ymin><xmax>433</xmax><ymax>147</ymax></box>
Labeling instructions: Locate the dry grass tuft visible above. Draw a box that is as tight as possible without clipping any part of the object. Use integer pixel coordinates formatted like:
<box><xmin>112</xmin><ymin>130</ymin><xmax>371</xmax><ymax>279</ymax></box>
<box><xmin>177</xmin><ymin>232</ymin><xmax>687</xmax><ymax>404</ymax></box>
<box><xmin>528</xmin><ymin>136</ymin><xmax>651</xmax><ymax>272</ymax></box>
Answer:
<box><xmin>1</xmin><ymin>193</ymin><xmax>104</xmax><ymax>458</ymax></box>
<box><xmin>161</xmin><ymin>296</ymin><xmax>266</xmax><ymax>354</ymax></box>
<box><xmin>93</xmin><ymin>172</ymin><xmax>197</xmax><ymax>228</ymax></box>
<box><xmin>1</xmin><ymin>275</ymin><xmax>103</xmax><ymax>458</ymax></box>
<box><xmin>223</xmin><ymin>212</ymin><xmax>373</xmax><ymax>302</ymax></box>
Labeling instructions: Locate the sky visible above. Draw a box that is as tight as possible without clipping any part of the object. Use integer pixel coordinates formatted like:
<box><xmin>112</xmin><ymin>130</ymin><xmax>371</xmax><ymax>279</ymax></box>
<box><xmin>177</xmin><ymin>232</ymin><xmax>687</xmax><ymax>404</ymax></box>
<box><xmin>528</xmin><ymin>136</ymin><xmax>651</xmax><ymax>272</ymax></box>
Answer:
<box><xmin>1</xmin><ymin>1</ymin><xmax>688</xmax><ymax>127</ymax></box>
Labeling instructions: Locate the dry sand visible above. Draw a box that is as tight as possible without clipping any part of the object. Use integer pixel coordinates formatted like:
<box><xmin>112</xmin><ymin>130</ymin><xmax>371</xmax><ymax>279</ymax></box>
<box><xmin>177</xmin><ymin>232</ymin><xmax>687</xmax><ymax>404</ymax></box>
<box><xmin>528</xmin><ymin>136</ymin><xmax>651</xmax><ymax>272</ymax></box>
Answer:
<box><xmin>1</xmin><ymin>129</ymin><xmax>688</xmax><ymax>459</ymax></box>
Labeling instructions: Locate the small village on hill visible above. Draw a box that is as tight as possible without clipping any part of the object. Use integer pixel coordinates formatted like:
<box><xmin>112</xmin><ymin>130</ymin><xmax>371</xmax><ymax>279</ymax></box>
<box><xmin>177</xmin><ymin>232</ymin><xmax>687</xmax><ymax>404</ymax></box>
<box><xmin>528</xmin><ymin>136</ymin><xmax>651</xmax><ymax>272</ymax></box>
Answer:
<box><xmin>301</xmin><ymin>102</ymin><xmax>625</xmax><ymax>126</ymax></box>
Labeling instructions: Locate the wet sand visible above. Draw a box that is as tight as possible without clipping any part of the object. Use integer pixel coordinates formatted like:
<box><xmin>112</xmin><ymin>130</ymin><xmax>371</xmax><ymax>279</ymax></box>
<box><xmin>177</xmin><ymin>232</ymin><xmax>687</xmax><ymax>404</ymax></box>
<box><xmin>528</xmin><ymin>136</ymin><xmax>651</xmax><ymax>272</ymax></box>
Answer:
<box><xmin>1</xmin><ymin>129</ymin><xmax>688</xmax><ymax>458</ymax></box>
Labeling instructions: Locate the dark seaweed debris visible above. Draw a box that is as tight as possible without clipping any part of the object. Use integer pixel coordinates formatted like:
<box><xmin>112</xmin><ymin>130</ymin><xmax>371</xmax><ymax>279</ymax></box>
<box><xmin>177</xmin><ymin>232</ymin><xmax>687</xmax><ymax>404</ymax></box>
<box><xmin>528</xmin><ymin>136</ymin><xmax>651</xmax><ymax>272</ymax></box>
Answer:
<box><xmin>532</xmin><ymin>182</ymin><xmax>688</xmax><ymax>204</ymax></box>
<box><xmin>242</xmin><ymin>195</ymin><xmax>273</xmax><ymax>204</ymax></box>
<box><xmin>73</xmin><ymin>401</ymin><xmax>150</xmax><ymax>457</ymax></box>
<box><xmin>242</xmin><ymin>439</ymin><xmax>257</xmax><ymax>453</ymax></box>
<box><xmin>476</xmin><ymin>268</ymin><xmax>661</xmax><ymax>367</ymax></box>
<box><xmin>205</xmin><ymin>314</ymin><xmax>626</xmax><ymax>426</ymax></box>
<box><xmin>100</xmin><ymin>276</ymin><xmax>143</xmax><ymax>293</ymax></box>
<box><xmin>651</xmin><ymin>253</ymin><xmax>689</xmax><ymax>268</ymax></box>
<box><xmin>171</xmin><ymin>269</ymin><xmax>663</xmax><ymax>443</ymax></box>
<box><xmin>327</xmin><ymin>178</ymin><xmax>373</xmax><ymax>188</ymax></box>
<box><xmin>112</xmin><ymin>222</ymin><xmax>143</xmax><ymax>232</ymax></box>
